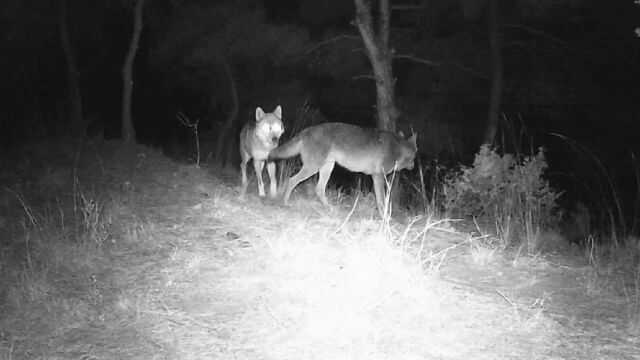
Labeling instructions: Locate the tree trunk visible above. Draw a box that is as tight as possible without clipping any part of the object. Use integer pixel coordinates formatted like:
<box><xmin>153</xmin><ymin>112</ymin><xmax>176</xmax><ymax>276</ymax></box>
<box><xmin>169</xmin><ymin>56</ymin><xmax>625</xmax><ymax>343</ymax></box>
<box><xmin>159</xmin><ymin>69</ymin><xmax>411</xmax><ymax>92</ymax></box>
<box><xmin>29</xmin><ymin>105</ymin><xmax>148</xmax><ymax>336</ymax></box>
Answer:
<box><xmin>354</xmin><ymin>0</ymin><xmax>398</xmax><ymax>132</ymax></box>
<box><xmin>59</xmin><ymin>0</ymin><xmax>83</xmax><ymax>135</ymax></box>
<box><xmin>121</xmin><ymin>0</ymin><xmax>143</xmax><ymax>144</ymax></box>
<box><xmin>213</xmin><ymin>58</ymin><xmax>239</xmax><ymax>166</ymax></box>
<box><xmin>485</xmin><ymin>0</ymin><xmax>503</xmax><ymax>145</ymax></box>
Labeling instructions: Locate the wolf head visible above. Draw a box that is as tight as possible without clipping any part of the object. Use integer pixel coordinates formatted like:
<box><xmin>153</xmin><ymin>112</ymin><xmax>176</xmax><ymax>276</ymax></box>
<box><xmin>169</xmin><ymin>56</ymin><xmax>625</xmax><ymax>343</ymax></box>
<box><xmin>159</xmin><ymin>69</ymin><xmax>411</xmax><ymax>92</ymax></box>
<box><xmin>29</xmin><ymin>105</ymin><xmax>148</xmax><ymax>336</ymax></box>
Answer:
<box><xmin>394</xmin><ymin>131</ymin><xmax>418</xmax><ymax>171</ymax></box>
<box><xmin>255</xmin><ymin>105</ymin><xmax>284</xmax><ymax>148</ymax></box>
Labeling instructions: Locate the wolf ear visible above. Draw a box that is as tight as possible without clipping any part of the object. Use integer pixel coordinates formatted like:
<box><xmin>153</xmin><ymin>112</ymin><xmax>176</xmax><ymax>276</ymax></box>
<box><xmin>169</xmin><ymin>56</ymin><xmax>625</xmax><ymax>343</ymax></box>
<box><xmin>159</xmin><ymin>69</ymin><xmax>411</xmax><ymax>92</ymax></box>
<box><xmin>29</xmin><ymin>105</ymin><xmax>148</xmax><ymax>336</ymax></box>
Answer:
<box><xmin>274</xmin><ymin>105</ymin><xmax>282</xmax><ymax>118</ymax></box>
<box><xmin>255</xmin><ymin>107</ymin><xmax>265</xmax><ymax>121</ymax></box>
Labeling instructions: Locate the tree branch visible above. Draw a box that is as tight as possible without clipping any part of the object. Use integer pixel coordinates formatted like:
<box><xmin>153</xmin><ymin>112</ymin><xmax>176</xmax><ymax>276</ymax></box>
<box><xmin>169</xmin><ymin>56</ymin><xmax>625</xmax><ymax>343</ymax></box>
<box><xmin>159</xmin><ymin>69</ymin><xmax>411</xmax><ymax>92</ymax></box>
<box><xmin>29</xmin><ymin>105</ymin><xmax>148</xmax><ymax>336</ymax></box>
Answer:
<box><xmin>352</xmin><ymin>73</ymin><xmax>376</xmax><ymax>81</ymax></box>
<box><xmin>394</xmin><ymin>54</ymin><xmax>490</xmax><ymax>80</ymax></box>
<box><xmin>379</xmin><ymin>0</ymin><xmax>390</xmax><ymax>50</ymax></box>
<box><xmin>502</xmin><ymin>23</ymin><xmax>574</xmax><ymax>52</ymax></box>
<box><xmin>306</xmin><ymin>34</ymin><xmax>360</xmax><ymax>54</ymax></box>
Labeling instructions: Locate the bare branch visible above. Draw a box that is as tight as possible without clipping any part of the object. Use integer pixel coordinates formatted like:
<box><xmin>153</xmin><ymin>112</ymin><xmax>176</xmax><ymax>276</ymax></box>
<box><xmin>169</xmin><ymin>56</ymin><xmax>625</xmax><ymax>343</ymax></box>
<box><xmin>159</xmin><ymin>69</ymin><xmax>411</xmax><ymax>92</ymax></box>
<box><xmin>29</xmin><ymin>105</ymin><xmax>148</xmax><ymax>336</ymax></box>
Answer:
<box><xmin>394</xmin><ymin>54</ymin><xmax>490</xmax><ymax>80</ymax></box>
<box><xmin>306</xmin><ymin>35</ymin><xmax>360</xmax><ymax>54</ymax></box>
<box><xmin>176</xmin><ymin>111</ymin><xmax>202</xmax><ymax>166</ymax></box>
<box><xmin>352</xmin><ymin>73</ymin><xmax>376</xmax><ymax>81</ymax></box>
<box><xmin>502</xmin><ymin>23</ymin><xmax>574</xmax><ymax>52</ymax></box>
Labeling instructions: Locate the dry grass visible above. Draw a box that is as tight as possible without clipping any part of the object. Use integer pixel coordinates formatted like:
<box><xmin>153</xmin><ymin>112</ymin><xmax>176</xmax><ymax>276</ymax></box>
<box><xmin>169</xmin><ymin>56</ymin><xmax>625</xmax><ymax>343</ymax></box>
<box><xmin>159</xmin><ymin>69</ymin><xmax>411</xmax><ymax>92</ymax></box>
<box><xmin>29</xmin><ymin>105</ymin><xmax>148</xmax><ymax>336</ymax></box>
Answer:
<box><xmin>1</xmin><ymin>140</ymin><xmax>639</xmax><ymax>359</ymax></box>
<box><xmin>624</xmin><ymin>268</ymin><xmax>640</xmax><ymax>334</ymax></box>
<box><xmin>154</xmin><ymin>185</ymin><xmax>561</xmax><ymax>359</ymax></box>
<box><xmin>469</xmin><ymin>238</ymin><xmax>499</xmax><ymax>266</ymax></box>
<box><xmin>573</xmin><ymin>235</ymin><xmax>640</xmax><ymax>335</ymax></box>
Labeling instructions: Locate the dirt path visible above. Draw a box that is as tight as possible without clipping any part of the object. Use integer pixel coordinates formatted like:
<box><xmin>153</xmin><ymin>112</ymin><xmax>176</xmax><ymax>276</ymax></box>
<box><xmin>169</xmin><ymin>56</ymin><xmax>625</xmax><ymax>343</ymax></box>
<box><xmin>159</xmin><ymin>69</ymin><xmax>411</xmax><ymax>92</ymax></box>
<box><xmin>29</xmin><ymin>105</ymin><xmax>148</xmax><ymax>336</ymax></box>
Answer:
<box><xmin>1</xmin><ymin>143</ymin><xmax>639</xmax><ymax>359</ymax></box>
<box><xmin>111</xmin><ymin>183</ymin><xmax>558</xmax><ymax>359</ymax></box>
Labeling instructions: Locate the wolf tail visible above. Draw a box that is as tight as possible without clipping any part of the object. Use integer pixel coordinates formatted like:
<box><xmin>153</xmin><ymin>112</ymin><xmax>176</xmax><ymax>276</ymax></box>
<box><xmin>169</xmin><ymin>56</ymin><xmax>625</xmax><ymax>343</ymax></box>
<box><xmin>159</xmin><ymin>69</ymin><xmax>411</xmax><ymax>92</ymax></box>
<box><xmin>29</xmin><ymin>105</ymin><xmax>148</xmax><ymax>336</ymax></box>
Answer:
<box><xmin>269</xmin><ymin>136</ymin><xmax>303</xmax><ymax>160</ymax></box>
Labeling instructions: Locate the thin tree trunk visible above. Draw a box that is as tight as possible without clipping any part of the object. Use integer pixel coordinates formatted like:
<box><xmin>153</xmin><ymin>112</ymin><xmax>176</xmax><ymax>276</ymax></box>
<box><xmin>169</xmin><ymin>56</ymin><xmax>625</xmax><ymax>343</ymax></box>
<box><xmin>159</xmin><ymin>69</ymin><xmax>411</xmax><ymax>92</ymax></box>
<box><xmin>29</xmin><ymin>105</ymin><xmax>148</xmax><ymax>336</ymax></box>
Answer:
<box><xmin>372</xmin><ymin>55</ymin><xmax>398</xmax><ymax>132</ymax></box>
<box><xmin>354</xmin><ymin>0</ymin><xmax>398</xmax><ymax>132</ymax></box>
<box><xmin>59</xmin><ymin>0</ymin><xmax>83</xmax><ymax>135</ymax></box>
<box><xmin>121</xmin><ymin>0</ymin><xmax>143</xmax><ymax>144</ymax></box>
<box><xmin>485</xmin><ymin>0</ymin><xmax>503</xmax><ymax>145</ymax></box>
<box><xmin>213</xmin><ymin>58</ymin><xmax>239</xmax><ymax>166</ymax></box>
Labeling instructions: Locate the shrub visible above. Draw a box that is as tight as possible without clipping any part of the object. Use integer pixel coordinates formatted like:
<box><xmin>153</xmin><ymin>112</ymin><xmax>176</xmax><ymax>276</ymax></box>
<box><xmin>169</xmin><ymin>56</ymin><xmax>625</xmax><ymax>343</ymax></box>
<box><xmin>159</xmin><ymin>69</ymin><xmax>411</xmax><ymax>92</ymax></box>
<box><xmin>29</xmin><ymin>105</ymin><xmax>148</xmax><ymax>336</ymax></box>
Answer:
<box><xmin>444</xmin><ymin>144</ymin><xmax>560</xmax><ymax>250</ymax></box>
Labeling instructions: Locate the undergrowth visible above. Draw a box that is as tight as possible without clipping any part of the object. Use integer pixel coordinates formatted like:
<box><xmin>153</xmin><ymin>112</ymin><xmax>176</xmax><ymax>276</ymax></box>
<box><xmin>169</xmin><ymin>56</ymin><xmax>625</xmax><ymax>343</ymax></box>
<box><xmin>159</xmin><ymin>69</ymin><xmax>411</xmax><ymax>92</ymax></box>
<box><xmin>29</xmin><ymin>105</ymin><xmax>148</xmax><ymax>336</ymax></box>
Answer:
<box><xmin>0</xmin><ymin>139</ymin><xmax>150</xmax><ymax>358</ymax></box>
<box><xmin>550</xmin><ymin>134</ymin><xmax>640</xmax><ymax>328</ymax></box>
<box><xmin>1</xmin><ymin>183</ymin><xmax>112</xmax><ymax>312</ymax></box>
<box><xmin>444</xmin><ymin>144</ymin><xmax>560</xmax><ymax>252</ymax></box>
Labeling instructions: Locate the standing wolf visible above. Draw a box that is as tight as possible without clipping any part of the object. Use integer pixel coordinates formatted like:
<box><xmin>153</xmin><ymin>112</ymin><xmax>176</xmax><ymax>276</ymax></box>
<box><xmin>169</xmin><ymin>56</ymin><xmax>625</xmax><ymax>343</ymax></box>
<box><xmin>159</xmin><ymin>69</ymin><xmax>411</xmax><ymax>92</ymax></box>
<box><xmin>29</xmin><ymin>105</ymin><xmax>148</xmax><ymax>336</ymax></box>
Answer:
<box><xmin>239</xmin><ymin>105</ymin><xmax>284</xmax><ymax>199</ymax></box>
<box><xmin>268</xmin><ymin>123</ymin><xmax>417</xmax><ymax>216</ymax></box>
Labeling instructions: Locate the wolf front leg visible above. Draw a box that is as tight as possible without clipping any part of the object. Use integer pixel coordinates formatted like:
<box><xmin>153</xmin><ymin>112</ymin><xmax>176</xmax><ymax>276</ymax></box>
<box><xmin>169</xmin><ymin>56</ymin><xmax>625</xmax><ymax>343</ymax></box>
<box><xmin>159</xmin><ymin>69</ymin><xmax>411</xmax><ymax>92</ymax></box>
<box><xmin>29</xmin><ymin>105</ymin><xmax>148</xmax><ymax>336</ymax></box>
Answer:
<box><xmin>239</xmin><ymin>155</ymin><xmax>249</xmax><ymax>199</ymax></box>
<box><xmin>252</xmin><ymin>158</ymin><xmax>266</xmax><ymax>197</ymax></box>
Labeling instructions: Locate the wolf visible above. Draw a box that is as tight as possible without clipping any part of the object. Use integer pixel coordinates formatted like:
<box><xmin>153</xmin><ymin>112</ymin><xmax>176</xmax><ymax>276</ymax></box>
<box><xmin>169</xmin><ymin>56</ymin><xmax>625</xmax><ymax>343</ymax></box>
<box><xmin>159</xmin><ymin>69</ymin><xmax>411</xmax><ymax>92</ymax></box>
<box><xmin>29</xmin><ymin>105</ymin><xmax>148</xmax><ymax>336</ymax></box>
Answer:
<box><xmin>268</xmin><ymin>122</ymin><xmax>417</xmax><ymax>216</ymax></box>
<box><xmin>239</xmin><ymin>105</ymin><xmax>284</xmax><ymax>199</ymax></box>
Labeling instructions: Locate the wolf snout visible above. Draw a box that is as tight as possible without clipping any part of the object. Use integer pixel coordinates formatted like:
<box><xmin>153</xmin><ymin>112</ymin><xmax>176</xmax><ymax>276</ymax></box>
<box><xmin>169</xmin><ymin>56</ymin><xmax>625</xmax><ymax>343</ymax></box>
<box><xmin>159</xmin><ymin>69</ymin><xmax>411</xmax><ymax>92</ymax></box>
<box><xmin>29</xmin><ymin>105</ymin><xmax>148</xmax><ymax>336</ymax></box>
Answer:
<box><xmin>271</xmin><ymin>136</ymin><xmax>280</xmax><ymax>144</ymax></box>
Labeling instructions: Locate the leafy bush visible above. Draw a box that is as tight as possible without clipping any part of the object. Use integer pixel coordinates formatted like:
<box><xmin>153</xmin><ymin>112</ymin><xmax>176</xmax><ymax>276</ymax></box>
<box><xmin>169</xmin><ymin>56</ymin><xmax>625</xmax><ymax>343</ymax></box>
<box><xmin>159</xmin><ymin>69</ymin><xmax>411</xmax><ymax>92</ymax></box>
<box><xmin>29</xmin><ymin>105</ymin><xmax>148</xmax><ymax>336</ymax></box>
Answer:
<box><xmin>444</xmin><ymin>144</ymin><xmax>560</xmax><ymax>250</ymax></box>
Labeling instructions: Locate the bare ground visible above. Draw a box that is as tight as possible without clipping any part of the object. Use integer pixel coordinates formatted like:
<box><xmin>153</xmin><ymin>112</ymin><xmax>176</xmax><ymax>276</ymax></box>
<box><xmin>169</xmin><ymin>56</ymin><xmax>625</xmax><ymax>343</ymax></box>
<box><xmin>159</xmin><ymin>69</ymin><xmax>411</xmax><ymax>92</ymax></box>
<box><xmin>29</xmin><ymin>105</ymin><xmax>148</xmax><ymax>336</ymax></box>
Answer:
<box><xmin>1</xmin><ymin>141</ymin><xmax>639</xmax><ymax>359</ymax></box>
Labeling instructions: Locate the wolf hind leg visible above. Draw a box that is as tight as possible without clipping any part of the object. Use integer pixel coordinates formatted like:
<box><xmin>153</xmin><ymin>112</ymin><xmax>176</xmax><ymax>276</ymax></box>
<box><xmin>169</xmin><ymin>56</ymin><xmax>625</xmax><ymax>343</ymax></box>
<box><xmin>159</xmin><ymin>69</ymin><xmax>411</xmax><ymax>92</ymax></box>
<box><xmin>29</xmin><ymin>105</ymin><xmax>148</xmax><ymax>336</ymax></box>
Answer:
<box><xmin>283</xmin><ymin>165</ymin><xmax>317</xmax><ymax>205</ymax></box>
<box><xmin>253</xmin><ymin>159</ymin><xmax>266</xmax><ymax>197</ymax></box>
<box><xmin>266</xmin><ymin>161</ymin><xmax>278</xmax><ymax>199</ymax></box>
<box><xmin>316</xmin><ymin>161</ymin><xmax>335</xmax><ymax>207</ymax></box>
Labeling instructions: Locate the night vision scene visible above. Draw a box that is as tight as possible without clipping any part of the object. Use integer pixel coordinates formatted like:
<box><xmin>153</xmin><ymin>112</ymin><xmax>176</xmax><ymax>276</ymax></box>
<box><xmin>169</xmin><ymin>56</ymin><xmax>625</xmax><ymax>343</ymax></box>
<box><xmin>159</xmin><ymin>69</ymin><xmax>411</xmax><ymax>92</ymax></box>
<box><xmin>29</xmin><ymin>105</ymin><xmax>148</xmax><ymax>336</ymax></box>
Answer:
<box><xmin>2</xmin><ymin>0</ymin><xmax>640</xmax><ymax>358</ymax></box>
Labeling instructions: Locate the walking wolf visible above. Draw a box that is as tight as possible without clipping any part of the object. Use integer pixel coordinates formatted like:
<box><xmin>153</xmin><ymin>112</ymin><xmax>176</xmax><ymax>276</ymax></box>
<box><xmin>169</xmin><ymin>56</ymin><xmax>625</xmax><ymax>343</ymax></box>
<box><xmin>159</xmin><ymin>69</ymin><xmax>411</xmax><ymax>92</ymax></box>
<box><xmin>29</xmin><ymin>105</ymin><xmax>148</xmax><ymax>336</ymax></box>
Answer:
<box><xmin>239</xmin><ymin>105</ymin><xmax>284</xmax><ymax>199</ymax></box>
<box><xmin>268</xmin><ymin>122</ymin><xmax>417</xmax><ymax>216</ymax></box>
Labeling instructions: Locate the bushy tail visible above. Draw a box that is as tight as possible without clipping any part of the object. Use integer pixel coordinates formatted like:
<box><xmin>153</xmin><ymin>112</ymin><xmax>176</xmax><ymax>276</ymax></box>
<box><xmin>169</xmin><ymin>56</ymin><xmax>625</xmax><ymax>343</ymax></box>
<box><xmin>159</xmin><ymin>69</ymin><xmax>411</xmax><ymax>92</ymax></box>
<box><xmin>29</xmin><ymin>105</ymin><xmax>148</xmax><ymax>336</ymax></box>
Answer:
<box><xmin>269</xmin><ymin>136</ymin><xmax>303</xmax><ymax>160</ymax></box>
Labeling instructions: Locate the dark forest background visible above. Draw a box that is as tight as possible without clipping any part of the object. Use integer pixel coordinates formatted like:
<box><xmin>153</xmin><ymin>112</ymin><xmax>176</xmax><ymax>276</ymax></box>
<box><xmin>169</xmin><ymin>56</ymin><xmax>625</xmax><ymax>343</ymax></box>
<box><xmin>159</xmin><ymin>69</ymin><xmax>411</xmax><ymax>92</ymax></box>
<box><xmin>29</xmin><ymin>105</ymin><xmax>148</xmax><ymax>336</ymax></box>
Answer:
<box><xmin>1</xmin><ymin>0</ymin><xmax>639</xmax><ymax>226</ymax></box>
